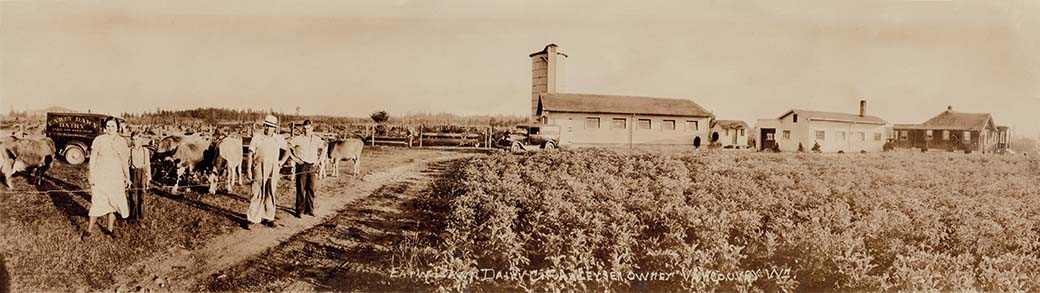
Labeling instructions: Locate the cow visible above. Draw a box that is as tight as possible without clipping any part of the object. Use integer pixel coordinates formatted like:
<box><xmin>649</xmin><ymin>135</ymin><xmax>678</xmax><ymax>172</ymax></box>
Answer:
<box><xmin>154</xmin><ymin>135</ymin><xmax>219</xmax><ymax>194</ymax></box>
<box><xmin>0</xmin><ymin>136</ymin><xmax>56</xmax><ymax>189</ymax></box>
<box><xmin>214</xmin><ymin>134</ymin><xmax>244</xmax><ymax>191</ymax></box>
<box><xmin>328</xmin><ymin>138</ymin><xmax>363</xmax><ymax>177</ymax></box>
<box><xmin>316</xmin><ymin>140</ymin><xmax>329</xmax><ymax>179</ymax></box>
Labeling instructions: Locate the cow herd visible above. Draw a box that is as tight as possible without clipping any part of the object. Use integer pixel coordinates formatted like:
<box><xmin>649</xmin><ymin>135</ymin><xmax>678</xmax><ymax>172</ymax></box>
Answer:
<box><xmin>0</xmin><ymin>133</ymin><xmax>365</xmax><ymax>193</ymax></box>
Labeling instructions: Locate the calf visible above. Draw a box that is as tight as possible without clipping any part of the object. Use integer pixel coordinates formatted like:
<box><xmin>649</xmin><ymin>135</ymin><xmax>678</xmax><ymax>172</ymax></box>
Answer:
<box><xmin>328</xmin><ymin>138</ymin><xmax>363</xmax><ymax>177</ymax></box>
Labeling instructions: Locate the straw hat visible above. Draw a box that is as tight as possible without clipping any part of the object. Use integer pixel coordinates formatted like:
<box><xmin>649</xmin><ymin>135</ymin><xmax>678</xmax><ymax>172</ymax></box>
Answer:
<box><xmin>263</xmin><ymin>114</ymin><xmax>278</xmax><ymax>128</ymax></box>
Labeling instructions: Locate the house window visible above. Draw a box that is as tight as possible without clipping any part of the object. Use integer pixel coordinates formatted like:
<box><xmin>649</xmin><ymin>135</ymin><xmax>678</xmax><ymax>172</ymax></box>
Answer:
<box><xmin>725</xmin><ymin>129</ymin><xmax>729</xmax><ymax>136</ymax></box>
<box><xmin>942</xmin><ymin>130</ymin><xmax>950</xmax><ymax>140</ymax></box>
<box><xmin>766</xmin><ymin>133</ymin><xmax>774</xmax><ymax>140</ymax></box>
<box><xmin>836</xmin><ymin>131</ymin><xmax>846</xmax><ymax>141</ymax></box>
<box><xmin>926</xmin><ymin>130</ymin><xmax>933</xmax><ymax>140</ymax></box>
<box><xmin>638</xmin><ymin>119</ymin><xmax>651</xmax><ymax>130</ymax></box>
<box><xmin>793</xmin><ymin>114</ymin><xmax>798</xmax><ymax>123</ymax></box>
<box><xmin>874</xmin><ymin>133</ymin><xmax>882</xmax><ymax>141</ymax></box>
<box><xmin>783</xmin><ymin>130</ymin><xmax>791</xmax><ymax>139</ymax></box>
<box><xmin>857</xmin><ymin>132</ymin><xmax>865</xmax><ymax>141</ymax></box>
<box><xmin>964</xmin><ymin>131</ymin><xmax>972</xmax><ymax>142</ymax></box>
<box><xmin>686</xmin><ymin>121</ymin><xmax>698</xmax><ymax>131</ymax></box>
<box><xmin>586</xmin><ymin>117</ymin><xmax>600</xmax><ymax>129</ymax></box>
<box><xmin>740</xmin><ymin>129</ymin><xmax>745</xmax><ymax>136</ymax></box>
<box><xmin>612</xmin><ymin>118</ymin><xmax>626</xmax><ymax>129</ymax></box>
<box><xmin>899</xmin><ymin>130</ymin><xmax>908</xmax><ymax>141</ymax></box>
<box><xmin>816</xmin><ymin>130</ymin><xmax>826</xmax><ymax>140</ymax></box>
<box><xmin>663</xmin><ymin>120</ymin><xmax>675</xmax><ymax>131</ymax></box>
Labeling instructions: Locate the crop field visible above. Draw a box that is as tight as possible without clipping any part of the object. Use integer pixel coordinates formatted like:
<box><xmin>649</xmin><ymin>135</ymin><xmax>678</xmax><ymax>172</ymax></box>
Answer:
<box><xmin>418</xmin><ymin>149</ymin><xmax>1040</xmax><ymax>291</ymax></box>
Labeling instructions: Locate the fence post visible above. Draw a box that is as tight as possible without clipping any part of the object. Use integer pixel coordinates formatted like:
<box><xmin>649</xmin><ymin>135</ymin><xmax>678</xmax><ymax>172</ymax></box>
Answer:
<box><xmin>419</xmin><ymin>125</ymin><xmax>424</xmax><ymax>148</ymax></box>
<box><xmin>369</xmin><ymin>124</ymin><xmax>375</xmax><ymax>146</ymax></box>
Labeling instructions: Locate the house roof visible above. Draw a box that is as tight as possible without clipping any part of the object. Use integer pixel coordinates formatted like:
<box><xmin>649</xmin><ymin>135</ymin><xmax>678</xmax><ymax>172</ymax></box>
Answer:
<box><xmin>778</xmin><ymin>109</ymin><xmax>887</xmax><ymax>125</ymax></box>
<box><xmin>711</xmin><ymin>120</ymin><xmax>749</xmax><ymax>130</ymax></box>
<box><xmin>919</xmin><ymin>110</ymin><xmax>995</xmax><ymax>131</ymax></box>
<box><xmin>538</xmin><ymin>93</ymin><xmax>714</xmax><ymax>117</ymax></box>
<box><xmin>893</xmin><ymin>110</ymin><xmax>997</xmax><ymax>131</ymax></box>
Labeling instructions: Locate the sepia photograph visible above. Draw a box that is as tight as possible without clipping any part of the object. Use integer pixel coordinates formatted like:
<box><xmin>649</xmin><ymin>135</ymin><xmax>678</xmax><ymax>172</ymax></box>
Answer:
<box><xmin>1</xmin><ymin>0</ymin><xmax>1039</xmax><ymax>291</ymax></box>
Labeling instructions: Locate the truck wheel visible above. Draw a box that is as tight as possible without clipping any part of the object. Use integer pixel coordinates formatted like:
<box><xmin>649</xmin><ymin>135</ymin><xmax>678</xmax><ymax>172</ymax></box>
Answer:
<box><xmin>64</xmin><ymin>145</ymin><xmax>86</xmax><ymax>165</ymax></box>
<box><xmin>544</xmin><ymin>142</ymin><xmax>557</xmax><ymax>150</ymax></box>
<box><xmin>511</xmin><ymin>142</ymin><xmax>523</xmax><ymax>152</ymax></box>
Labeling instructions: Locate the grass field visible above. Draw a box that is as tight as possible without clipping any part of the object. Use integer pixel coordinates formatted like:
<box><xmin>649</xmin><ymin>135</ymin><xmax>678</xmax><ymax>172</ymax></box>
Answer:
<box><xmin>418</xmin><ymin>149</ymin><xmax>1040</xmax><ymax>291</ymax></box>
<box><xmin>0</xmin><ymin>146</ymin><xmax>445</xmax><ymax>292</ymax></box>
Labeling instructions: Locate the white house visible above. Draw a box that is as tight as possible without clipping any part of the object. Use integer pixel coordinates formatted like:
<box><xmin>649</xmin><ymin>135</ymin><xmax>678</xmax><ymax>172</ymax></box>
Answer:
<box><xmin>709</xmin><ymin>120</ymin><xmax>750</xmax><ymax>148</ymax></box>
<box><xmin>755</xmin><ymin>100</ymin><xmax>889</xmax><ymax>153</ymax></box>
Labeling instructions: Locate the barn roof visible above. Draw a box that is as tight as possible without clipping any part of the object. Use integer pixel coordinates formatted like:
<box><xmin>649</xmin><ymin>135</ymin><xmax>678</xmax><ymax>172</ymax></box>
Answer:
<box><xmin>778</xmin><ymin>109</ymin><xmax>887</xmax><ymax>125</ymax></box>
<box><xmin>711</xmin><ymin>120</ymin><xmax>749</xmax><ymax>129</ymax></box>
<box><xmin>537</xmin><ymin>93</ymin><xmax>714</xmax><ymax>117</ymax></box>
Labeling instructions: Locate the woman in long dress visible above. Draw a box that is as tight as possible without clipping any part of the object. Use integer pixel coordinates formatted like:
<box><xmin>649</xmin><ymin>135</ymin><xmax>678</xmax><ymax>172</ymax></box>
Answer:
<box><xmin>85</xmin><ymin>118</ymin><xmax>131</xmax><ymax>238</ymax></box>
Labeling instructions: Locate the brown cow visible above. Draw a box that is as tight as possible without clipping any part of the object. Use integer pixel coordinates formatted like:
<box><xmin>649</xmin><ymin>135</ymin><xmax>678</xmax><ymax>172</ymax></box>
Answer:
<box><xmin>0</xmin><ymin>136</ymin><xmax>57</xmax><ymax>188</ymax></box>
<box><xmin>327</xmin><ymin>138</ymin><xmax>363</xmax><ymax>177</ymax></box>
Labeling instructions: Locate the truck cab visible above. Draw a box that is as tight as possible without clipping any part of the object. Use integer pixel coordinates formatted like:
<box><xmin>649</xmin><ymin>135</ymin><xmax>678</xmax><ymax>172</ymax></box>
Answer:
<box><xmin>45</xmin><ymin>112</ymin><xmax>126</xmax><ymax>165</ymax></box>
<box><xmin>497</xmin><ymin>124</ymin><xmax>561</xmax><ymax>152</ymax></box>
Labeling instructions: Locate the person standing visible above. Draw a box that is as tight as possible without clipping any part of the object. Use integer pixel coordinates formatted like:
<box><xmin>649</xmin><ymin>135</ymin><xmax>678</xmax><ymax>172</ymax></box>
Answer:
<box><xmin>127</xmin><ymin>131</ymin><xmax>152</xmax><ymax>227</ymax></box>
<box><xmin>246</xmin><ymin>115</ymin><xmax>289</xmax><ymax>229</ymax></box>
<box><xmin>85</xmin><ymin>118</ymin><xmax>131</xmax><ymax>239</ymax></box>
<box><xmin>288</xmin><ymin>120</ymin><xmax>324</xmax><ymax>217</ymax></box>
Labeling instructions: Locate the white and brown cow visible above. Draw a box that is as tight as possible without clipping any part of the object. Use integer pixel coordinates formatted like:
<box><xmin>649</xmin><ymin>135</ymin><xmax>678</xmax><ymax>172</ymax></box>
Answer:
<box><xmin>327</xmin><ymin>138</ymin><xmax>363</xmax><ymax>177</ymax></box>
<box><xmin>154</xmin><ymin>134</ymin><xmax>220</xmax><ymax>193</ymax></box>
<box><xmin>0</xmin><ymin>136</ymin><xmax>57</xmax><ymax>189</ymax></box>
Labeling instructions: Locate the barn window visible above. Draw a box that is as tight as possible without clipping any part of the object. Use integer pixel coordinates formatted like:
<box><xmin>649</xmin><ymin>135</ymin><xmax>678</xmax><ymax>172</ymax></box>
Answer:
<box><xmin>585</xmin><ymin>117</ymin><xmax>600</xmax><ymax>129</ymax></box>
<box><xmin>964</xmin><ymin>131</ymin><xmax>971</xmax><ymax>142</ymax></box>
<box><xmin>942</xmin><ymin>130</ymin><xmax>950</xmax><ymax>140</ymax></box>
<box><xmin>857</xmin><ymin>132</ymin><xmax>865</xmax><ymax>141</ymax></box>
<box><xmin>638</xmin><ymin>119</ymin><xmax>651</xmax><ymax>130</ymax></box>
<box><xmin>686</xmin><ymin>121</ymin><xmax>698</xmax><ymax>131</ymax></box>
<box><xmin>926</xmin><ymin>130</ymin><xmax>933</xmax><ymax>140</ymax></box>
<box><xmin>874</xmin><ymin>132</ymin><xmax>882</xmax><ymax>141</ymax></box>
<box><xmin>612</xmin><ymin>118</ymin><xmax>626</xmax><ymax>129</ymax></box>
<box><xmin>899</xmin><ymin>130</ymin><xmax>908</xmax><ymax>141</ymax></box>
<box><xmin>663</xmin><ymin>120</ymin><xmax>676</xmax><ymax>131</ymax></box>
<box><xmin>783</xmin><ymin>130</ymin><xmax>791</xmax><ymax>139</ymax></box>
<box><xmin>793</xmin><ymin>114</ymin><xmax>798</xmax><ymax>123</ymax></box>
<box><xmin>816</xmin><ymin>130</ymin><xmax>826</xmax><ymax>140</ymax></box>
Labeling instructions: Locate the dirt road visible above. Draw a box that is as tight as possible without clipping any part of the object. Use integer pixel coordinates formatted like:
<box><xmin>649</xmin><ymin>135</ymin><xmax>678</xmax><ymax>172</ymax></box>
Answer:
<box><xmin>109</xmin><ymin>151</ymin><xmax>475</xmax><ymax>292</ymax></box>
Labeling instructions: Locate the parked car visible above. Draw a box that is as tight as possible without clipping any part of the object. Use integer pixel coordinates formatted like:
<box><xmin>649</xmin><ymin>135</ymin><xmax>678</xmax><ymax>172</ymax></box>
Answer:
<box><xmin>497</xmin><ymin>124</ymin><xmax>561</xmax><ymax>152</ymax></box>
<box><xmin>45</xmin><ymin>112</ymin><xmax>127</xmax><ymax>165</ymax></box>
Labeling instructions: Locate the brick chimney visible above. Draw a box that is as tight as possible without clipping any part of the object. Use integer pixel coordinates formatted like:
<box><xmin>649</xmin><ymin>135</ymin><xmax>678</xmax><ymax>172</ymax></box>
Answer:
<box><xmin>859</xmin><ymin>100</ymin><xmax>866</xmax><ymax>117</ymax></box>
<box><xmin>530</xmin><ymin>44</ymin><xmax>560</xmax><ymax>120</ymax></box>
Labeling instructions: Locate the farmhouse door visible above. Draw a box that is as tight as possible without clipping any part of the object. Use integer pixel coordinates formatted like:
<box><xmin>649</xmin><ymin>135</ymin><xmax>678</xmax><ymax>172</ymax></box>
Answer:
<box><xmin>760</xmin><ymin>128</ymin><xmax>776</xmax><ymax>151</ymax></box>
<box><xmin>733</xmin><ymin>131</ymin><xmax>738</xmax><ymax>145</ymax></box>
<box><xmin>560</xmin><ymin>118</ymin><xmax>574</xmax><ymax>145</ymax></box>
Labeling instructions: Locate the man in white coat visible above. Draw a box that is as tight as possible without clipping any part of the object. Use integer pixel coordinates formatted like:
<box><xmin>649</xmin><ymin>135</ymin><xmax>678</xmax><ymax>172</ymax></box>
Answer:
<box><xmin>245</xmin><ymin>115</ymin><xmax>289</xmax><ymax>229</ymax></box>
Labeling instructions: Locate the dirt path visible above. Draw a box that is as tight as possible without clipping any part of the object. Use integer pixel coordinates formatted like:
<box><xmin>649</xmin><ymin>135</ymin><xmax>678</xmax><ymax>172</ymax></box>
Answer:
<box><xmin>110</xmin><ymin>152</ymin><xmax>474</xmax><ymax>292</ymax></box>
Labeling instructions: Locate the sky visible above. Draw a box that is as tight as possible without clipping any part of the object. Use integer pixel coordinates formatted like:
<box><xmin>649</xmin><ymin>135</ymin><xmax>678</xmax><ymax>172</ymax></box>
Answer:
<box><xmin>2</xmin><ymin>0</ymin><xmax>1039</xmax><ymax>136</ymax></box>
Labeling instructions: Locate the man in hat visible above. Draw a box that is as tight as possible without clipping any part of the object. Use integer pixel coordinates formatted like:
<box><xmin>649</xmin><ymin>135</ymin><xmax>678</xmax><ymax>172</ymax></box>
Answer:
<box><xmin>287</xmin><ymin>119</ymin><xmax>325</xmax><ymax>217</ymax></box>
<box><xmin>246</xmin><ymin>114</ymin><xmax>289</xmax><ymax>229</ymax></box>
